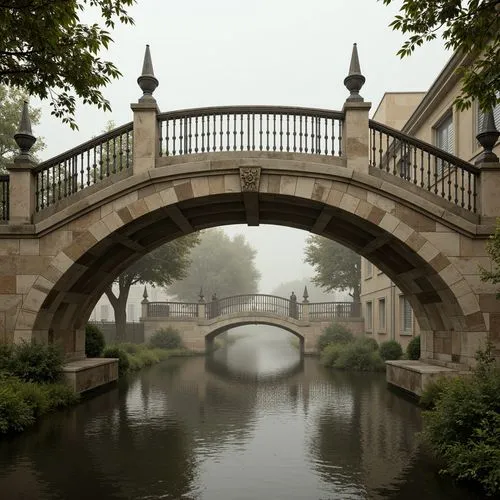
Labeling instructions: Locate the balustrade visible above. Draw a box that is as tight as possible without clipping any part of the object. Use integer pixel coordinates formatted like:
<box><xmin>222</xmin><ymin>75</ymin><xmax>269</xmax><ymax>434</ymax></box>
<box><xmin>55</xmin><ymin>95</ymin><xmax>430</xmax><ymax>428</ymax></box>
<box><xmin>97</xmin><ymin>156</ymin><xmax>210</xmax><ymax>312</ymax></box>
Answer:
<box><xmin>157</xmin><ymin>106</ymin><xmax>343</xmax><ymax>158</ymax></box>
<box><xmin>369</xmin><ymin>120</ymin><xmax>479</xmax><ymax>212</ymax></box>
<box><xmin>34</xmin><ymin>123</ymin><xmax>133</xmax><ymax>211</ymax></box>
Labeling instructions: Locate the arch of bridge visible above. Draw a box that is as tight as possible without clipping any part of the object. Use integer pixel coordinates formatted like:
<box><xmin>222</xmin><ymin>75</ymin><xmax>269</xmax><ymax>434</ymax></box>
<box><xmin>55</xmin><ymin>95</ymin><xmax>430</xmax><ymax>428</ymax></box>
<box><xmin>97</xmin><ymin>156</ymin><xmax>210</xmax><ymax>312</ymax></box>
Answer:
<box><xmin>15</xmin><ymin>153</ymin><xmax>491</xmax><ymax>364</ymax></box>
<box><xmin>203</xmin><ymin>314</ymin><xmax>306</xmax><ymax>342</ymax></box>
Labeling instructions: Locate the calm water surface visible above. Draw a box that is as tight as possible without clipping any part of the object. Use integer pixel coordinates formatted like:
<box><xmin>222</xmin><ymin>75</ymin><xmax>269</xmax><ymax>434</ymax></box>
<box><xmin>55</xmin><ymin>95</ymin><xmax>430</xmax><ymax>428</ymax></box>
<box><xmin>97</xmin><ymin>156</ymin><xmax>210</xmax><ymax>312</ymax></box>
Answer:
<box><xmin>0</xmin><ymin>327</ymin><xmax>480</xmax><ymax>499</ymax></box>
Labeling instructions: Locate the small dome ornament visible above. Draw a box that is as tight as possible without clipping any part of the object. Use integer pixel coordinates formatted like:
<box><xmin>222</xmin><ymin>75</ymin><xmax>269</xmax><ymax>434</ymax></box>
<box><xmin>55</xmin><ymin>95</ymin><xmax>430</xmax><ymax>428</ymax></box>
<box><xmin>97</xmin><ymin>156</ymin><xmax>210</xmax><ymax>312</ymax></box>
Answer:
<box><xmin>476</xmin><ymin>107</ymin><xmax>499</xmax><ymax>163</ymax></box>
<box><xmin>344</xmin><ymin>43</ymin><xmax>365</xmax><ymax>102</ymax></box>
<box><xmin>137</xmin><ymin>44</ymin><xmax>159</xmax><ymax>101</ymax></box>
<box><xmin>14</xmin><ymin>101</ymin><xmax>36</xmax><ymax>156</ymax></box>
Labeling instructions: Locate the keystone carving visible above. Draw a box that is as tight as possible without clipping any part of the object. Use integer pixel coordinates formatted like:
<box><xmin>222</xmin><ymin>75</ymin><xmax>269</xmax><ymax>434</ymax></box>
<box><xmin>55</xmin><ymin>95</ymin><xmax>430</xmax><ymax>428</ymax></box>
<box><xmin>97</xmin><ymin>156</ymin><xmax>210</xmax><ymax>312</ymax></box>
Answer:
<box><xmin>239</xmin><ymin>167</ymin><xmax>261</xmax><ymax>192</ymax></box>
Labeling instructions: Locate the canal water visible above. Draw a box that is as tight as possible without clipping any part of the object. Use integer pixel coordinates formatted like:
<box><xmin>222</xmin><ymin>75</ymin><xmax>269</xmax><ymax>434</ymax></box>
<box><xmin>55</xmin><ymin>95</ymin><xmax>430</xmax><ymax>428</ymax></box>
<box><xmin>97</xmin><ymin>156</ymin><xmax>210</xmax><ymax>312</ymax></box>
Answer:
<box><xmin>0</xmin><ymin>327</ymin><xmax>480</xmax><ymax>500</ymax></box>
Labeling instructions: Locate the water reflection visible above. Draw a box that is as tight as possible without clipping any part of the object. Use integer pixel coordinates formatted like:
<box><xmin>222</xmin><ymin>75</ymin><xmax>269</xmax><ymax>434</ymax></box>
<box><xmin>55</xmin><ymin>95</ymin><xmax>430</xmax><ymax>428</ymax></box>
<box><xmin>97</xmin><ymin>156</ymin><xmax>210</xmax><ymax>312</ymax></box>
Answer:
<box><xmin>0</xmin><ymin>326</ymin><xmax>479</xmax><ymax>499</ymax></box>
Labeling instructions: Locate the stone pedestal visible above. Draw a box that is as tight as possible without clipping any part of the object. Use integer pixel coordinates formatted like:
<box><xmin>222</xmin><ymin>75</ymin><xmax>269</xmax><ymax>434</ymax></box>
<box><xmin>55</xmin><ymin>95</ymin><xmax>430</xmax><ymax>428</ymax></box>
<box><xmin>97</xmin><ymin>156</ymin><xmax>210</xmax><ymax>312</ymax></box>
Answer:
<box><xmin>63</xmin><ymin>358</ymin><xmax>119</xmax><ymax>393</ymax></box>
<box><xmin>386</xmin><ymin>359</ymin><xmax>467</xmax><ymax>397</ymax></box>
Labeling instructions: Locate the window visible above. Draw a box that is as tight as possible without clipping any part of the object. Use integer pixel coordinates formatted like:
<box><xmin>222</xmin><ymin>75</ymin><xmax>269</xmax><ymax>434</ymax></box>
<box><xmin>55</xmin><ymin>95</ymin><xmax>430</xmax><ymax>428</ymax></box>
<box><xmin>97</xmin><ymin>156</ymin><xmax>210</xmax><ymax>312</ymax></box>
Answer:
<box><xmin>399</xmin><ymin>296</ymin><xmax>413</xmax><ymax>335</ymax></box>
<box><xmin>378</xmin><ymin>298</ymin><xmax>386</xmax><ymax>331</ymax></box>
<box><xmin>435</xmin><ymin>113</ymin><xmax>454</xmax><ymax>177</ymax></box>
<box><xmin>100</xmin><ymin>304</ymin><xmax>109</xmax><ymax>322</ymax></box>
<box><xmin>365</xmin><ymin>301</ymin><xmax>373</xmax><ymax>331</ymax></box>
<box><xmin>128</xmin><ymin>304</ymin><xmax>135</xmax><ymax>322</ymax></box>
<box><xmin>365</xmin><ymin>259</ymin><xmax>373</xmax><ymax>279</ymax></box>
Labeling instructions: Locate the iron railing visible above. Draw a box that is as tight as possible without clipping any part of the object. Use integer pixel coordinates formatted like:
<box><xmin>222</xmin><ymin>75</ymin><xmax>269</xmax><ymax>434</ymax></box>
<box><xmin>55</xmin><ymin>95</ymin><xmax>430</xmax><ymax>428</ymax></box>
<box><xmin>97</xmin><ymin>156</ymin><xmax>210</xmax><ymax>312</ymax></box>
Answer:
<box><xmin>205</xmin><ymin>294</ymin><xmax>302</xmax><ymax>320</ymax></box>
<box><xmin>0</xmin><ymin>175</ymin><xmax>9</xmax><ymax>221</ymax></box>
<box><xmin>369</xmin><ymin>120</ymin><xmax>480</xmax><ymax>212</ymax></box>
<box><xmin>157</xmin><ymin>106</ymin><xmax>344</xmax><ymax>157</ymax></box>
<box><xmin>309</xmin><ymin>302</ymin><xmax>360</xmax><ymax>320</ymax></box>
<box><xmin>147</xmin><ymin>301</ymin><xmax>198</xmax><ymax>318</ymax></box>
<box><xmin>35</xmin><ymin>122</ymin><xmax>133</xmax><ymax>211</ymax></box>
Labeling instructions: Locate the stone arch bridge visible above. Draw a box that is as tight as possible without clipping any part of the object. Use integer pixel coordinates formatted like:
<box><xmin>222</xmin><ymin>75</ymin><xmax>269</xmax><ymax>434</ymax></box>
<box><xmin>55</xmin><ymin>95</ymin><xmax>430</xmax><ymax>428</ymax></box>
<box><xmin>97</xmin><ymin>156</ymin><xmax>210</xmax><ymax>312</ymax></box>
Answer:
<box><xmin>141</xmin><ymin>292</ymin><xmax>363</xmax><ymax>353</ymax></box>
<box><xmin>1</xmin><ymin>45</ymin><xmax>499</xmax><ymax>392</ymax></box>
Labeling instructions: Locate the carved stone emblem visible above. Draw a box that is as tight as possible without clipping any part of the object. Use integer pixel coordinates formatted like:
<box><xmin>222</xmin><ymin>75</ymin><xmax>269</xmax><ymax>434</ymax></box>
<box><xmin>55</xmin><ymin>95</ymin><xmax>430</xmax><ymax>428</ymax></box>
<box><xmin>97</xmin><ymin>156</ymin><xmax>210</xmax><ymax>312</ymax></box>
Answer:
<box><xmin>239</xmin><ymin>167</ymin><xmax>261</xmax><ymax>192</ymax></box>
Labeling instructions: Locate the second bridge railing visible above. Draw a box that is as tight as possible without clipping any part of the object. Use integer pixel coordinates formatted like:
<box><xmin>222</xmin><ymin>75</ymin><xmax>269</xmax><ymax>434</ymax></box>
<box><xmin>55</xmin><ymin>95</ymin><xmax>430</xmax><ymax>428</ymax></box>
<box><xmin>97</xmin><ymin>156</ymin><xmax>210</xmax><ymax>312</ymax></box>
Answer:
<box><xmin>145</xmin><ymin>295</ymin><xmax>361</xmax><ymax>322</ymax></box>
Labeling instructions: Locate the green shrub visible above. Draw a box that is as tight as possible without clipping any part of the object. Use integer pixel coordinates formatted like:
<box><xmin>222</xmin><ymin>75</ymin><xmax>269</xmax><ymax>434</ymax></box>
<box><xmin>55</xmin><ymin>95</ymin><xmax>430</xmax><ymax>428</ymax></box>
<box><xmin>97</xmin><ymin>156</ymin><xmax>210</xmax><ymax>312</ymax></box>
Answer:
<box><xmin>8</xmin><ymin>341</ymin><xmax>64</xmax><ymax>383</ymax></box>
<box><xmin>120</xmin><ymin>342</ymin><xmax>145</xmax><ymax>354</ymax></box>
<box><xmin>149</xmin><ymin>327</ymin><xmax>183</xmax><ymax>350</ymax></box>
<box><xmin>317</xmin><ymin>323</ymin><xmax>354</xmax><ymax>351</ymax></box>
<box><xmin>357</xmin><ymin>337</ymin><xmax>379</xmax><ymax>351</ymax></box>
<box><xmin>420</xmin><ymin>376</ymin><xmax>451</xmax><ymax>410</ymax></box>
<box><xmin>0</xmin><ymin>377</ymin><xmax>78</xmax><ymax>434</ymax></box>
<box><xmin>334</xmin><ymin>340</ymin><xmax>385</xmax><ymax>371</ymax></box>
<box><xmin>0</xmin><ymin>343</ymin><xmax>13</xmax><ymax>372</ymax></box>
<box><xmin>422</xmin><ymin>344</ymin><xmax>500</xmax><ymax>496</ymax></box>
<box><xmin>406</xmin><ymin>335</ymin><xmax>421</xmax><ymax>360</ymax></box>
<box><xmin>85</xmin><ymin>324</ymin><xmax>105</xmax><ymax>357</ymax></box>
<box><xmin>320</xmin><ymin>343</ymin><xmax>343</xmax><ymax>367</ymax></box>
<box><xmin>103</xmin><ymin>346</ymin><xmax>130</xmax><ymax>375</ymax></box>
<box><xmin>135</xmin><ymin>349</ymin><xmax>159</xmax><ymax>367</ymax></box>
<box><xmin>379</xmin><ymin>340</ymin><xmax>403</xmax><ymax>361</ymax></box>
<box><xmin>43</xmin><ymin>383</ymin><xmax>79</xmax><ymax>410</ymax></box>
<box><xmin>0</xmin><ymin>383</ymin><xmax>35</xmax><ymax>433</ymax></box>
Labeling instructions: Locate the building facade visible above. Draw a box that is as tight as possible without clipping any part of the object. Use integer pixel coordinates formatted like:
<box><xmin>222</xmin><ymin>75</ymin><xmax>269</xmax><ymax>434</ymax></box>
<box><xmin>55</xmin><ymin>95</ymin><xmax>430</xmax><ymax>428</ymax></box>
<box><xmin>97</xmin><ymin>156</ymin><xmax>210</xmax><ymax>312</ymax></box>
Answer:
<box><xmin>361</xmin><ymin>51</ymin><xmax>500</xmax><ymax>349</ymax></box>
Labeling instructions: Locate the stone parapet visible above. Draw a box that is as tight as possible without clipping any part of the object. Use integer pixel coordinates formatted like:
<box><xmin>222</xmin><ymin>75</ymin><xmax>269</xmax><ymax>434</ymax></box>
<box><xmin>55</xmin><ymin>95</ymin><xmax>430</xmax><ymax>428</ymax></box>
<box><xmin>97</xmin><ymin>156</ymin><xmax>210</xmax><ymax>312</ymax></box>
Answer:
<box><xmin>62</xmin><ymin>358</ymin><xmax>118</xmax><ymax>393</ymax></box>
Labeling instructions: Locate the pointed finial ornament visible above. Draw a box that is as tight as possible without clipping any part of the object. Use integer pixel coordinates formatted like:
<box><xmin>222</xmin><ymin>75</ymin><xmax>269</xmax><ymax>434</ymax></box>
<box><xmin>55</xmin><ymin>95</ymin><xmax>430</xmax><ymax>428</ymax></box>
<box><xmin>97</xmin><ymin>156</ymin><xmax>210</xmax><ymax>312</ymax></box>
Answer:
<box><xmin>14</xmin><ymin>101</ymin><xmax>36</xmax><ymax>156</ymax></box>
<box><xmin>198</xmin><ymin>287</ymin><xmax>205</xmax><ymax>303</ymax></box>
<box><xmin>344</xmin><ymin>43</ymin><xmax>366</xmax><ymax>102</ymax></box>
<box><xmin>303</xmin><ymin>286</ymin><xmax>309</xmax><ymax>303</ymax></box>
<box><xmin>137</xmin><ymin>44</ymin><xmax>159</xmax><ymax>102</ymax></box>
<box><xmin>476</xmin><ymin>107</ymin><xmax>499</xmax><ymax>163</ymax></box>
<box><xmin>141</xmin><ymin>285</ymin><xmax>149</xmax><ymax>303</ymax></box>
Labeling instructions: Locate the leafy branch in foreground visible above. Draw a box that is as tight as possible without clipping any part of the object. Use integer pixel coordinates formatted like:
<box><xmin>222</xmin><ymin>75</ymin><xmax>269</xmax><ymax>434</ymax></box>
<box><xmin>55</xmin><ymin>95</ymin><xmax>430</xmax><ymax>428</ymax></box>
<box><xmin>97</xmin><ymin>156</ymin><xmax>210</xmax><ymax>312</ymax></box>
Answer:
<box><xmin>0</xmin><ymin>1</ymin><xmax>136</xmax><ymax>129</ymax></box>
<box><xmin>380</xmin><ymin>0</ymin><xmax>500</xmax><ymax>112</ymax></box>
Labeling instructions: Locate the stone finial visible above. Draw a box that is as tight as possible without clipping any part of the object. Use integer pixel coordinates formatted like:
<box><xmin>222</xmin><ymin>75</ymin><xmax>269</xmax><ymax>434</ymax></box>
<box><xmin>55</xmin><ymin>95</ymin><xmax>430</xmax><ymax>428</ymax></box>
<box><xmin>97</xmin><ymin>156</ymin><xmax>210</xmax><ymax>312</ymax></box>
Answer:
<box><xmin>198</xmin><ymin>287</ymin><xmax>205</xmax><ymax>303</ymax></box>
<box><xmin>302</xmin><ymin>286</ymin><xmax>309</xmax><ymax>303</ymax></box>
<box><xmin>141</xmin><ymin>285</ymin><xmax>149</xmax><ymax>303</ymax></box>
<box><xmin>344</xmin><ymin>43</ymin><xmax>366</xmax><ymax>102</ymax></box>
<box><xmin>137</xmin><ymin>44</ymin><xmax>159</xmax><ymax>102</ymax></box>
<box><xmin>476</xmin><ymin>107</ymin><xmax>499</xmax><ymax>163</ymax></box>
<box><xmin>14</xmin><ymin>101</ymin><xmax>36</xmax><ymax>156</ymax></box>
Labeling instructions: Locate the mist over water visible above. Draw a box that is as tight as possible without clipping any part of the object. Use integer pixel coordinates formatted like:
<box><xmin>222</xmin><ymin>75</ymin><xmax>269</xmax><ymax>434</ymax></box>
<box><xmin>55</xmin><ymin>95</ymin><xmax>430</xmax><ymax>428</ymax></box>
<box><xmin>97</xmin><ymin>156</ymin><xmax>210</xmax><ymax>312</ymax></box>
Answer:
<box><xmin>0</xmin><ymin>326</ymin><xmax>479</xmax><ymax>500</ymax></box>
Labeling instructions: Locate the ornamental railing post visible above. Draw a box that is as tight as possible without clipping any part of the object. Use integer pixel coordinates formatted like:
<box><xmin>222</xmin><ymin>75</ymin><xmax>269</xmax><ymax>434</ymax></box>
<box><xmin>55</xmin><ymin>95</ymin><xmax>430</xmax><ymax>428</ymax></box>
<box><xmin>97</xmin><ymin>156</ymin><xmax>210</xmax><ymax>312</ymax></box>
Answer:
<box><xmin>342</xmin><ymin>43</ymin><xmax>371</xmax><ymax>175</ymax></box>
<box><xmin>475</xmin><ymin>107</ymin><xmax>500</xmax><ymax>217</ymax></box>
<box><xmin>7</xmin><ymin>101</ymin><xmax>37</xmax><ymax>224</ymax></box>
<box><xmin>131</xmin><ymin>45</ymin><xmax>160</xmax><ymax>175</ymax></box>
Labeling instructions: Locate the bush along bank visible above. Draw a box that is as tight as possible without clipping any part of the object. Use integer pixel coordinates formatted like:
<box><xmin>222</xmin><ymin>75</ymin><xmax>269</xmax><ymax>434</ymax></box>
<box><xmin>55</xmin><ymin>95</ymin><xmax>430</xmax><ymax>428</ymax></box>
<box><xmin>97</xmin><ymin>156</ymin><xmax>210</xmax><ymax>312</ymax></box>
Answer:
<box><xmin>420</xmin><ymin>343</ymin><xmax>500</xmax><ymax>497</ymax></box>
<box><xmin>318</xmin><ymin>323</ymin><xmax>403</xmax><ymax>372</ymax></box>
<box><xmin>101</xmin><ymin>327</ymin><xmax>193</xmax><ymax>376</ymax></box>
<box><xmin>0</xmin><ymin>342</ymin><xmax>78</xmax><ymax>435</ymax></box>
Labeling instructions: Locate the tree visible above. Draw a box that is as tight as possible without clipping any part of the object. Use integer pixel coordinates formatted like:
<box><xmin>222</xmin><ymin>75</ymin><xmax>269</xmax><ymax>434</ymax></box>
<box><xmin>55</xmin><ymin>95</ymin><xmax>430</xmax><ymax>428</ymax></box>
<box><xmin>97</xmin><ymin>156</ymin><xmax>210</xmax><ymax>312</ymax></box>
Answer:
<box><xmin>381</xmin><ymin>0</ymin><xmax>500</xmax><ymax>112</ymax></box>
<box><xmin>271</xmin><ymin>278</ymin><xmax>347</xmax><ymax>302</ymax></box>
<box><xmin>0</xmin><ymin>85</ymin><xmax>45</xmax><ymax>171</ymax></box>
<box><xmin>104</xmin><ymin>234</ymin><xmax>200</xmax><ymax>341</ymax></box>
<box><xmin>304</xmin><ymin>235</ymin><xmax>361</xmax><ymax>302</ymax></box>
<box><xmin>168</xmin><ymin>228</ymin><xmax>261</xmax><ymax>301</ymax></box>
<box><xmin>0</xmin><ymin>1</ymin><xmax>135</xmax><ymax>129</ymax></box>
<box><xmin>480</xmin><ymin>218</ymin><xmax>500</xmax><ymax>296</ymax></box>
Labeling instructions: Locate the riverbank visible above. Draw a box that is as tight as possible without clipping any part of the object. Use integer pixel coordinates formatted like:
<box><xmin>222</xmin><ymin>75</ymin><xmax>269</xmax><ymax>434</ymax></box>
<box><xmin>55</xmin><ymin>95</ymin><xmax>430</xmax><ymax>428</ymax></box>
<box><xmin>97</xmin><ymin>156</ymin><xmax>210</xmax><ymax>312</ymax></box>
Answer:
<box><xmin>0</xmin><ymin>341</ymin><xmax>194</xmax><ymax>436</ymax></box>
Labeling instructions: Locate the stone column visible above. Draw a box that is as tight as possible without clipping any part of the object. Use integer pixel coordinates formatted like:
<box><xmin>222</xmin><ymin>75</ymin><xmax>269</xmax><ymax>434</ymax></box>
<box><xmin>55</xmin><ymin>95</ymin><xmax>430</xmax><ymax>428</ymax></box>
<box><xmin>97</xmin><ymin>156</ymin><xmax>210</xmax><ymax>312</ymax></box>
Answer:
<box><xmin>131</xmin><ymin>45</ymin><xmax>160</xmax><ymax>175</ymax></box>
<box><xmin>302</xmin><ymin>286</ymin><xmax>310</xmax><ymax>322</ymax></box>
<box><xmin>141</xmin><ymin>285</ymin><xmax>149</xmax><ymax>320</ymax></box>
<box><xmin>342</xmin><ymin>43</ymin><xmax>371</xmax><ymax>175</ymax></box>
<box><xmin>7</xmin><ymin>102</ymin><xmax>37</xmax><ymax>224</ymax></box>
<box><xmin>475</xmin><ymin>108</ymin><xmax>500</xmax><ymax>217</ymax></box>
<box><xmin>198</xmin><ymin>288</ymin><xmax>206</xmax><ymax>319</ymax></box>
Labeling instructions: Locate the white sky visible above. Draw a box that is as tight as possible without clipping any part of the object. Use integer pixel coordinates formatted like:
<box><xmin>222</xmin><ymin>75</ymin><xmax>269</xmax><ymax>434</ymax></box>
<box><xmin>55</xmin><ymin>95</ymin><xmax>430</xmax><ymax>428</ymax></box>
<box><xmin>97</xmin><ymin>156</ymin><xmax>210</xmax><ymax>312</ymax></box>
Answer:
<box><xmin>33</xmin><ymin>0</ymin><xmax>450</xmax><ymax>294</ymax></box>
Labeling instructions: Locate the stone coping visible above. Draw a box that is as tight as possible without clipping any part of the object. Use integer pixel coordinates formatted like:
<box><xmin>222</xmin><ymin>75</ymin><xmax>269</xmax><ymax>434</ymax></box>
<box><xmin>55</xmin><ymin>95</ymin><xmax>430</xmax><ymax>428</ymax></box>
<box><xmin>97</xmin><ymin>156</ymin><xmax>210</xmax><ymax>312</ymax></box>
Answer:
<box><xmin>62</xmin><ymin>357</ymin><xmax>118</xmax><ymax>373</ymax></box>
<box><xmin>385</xmin><ymin>359</ymin><xmax>458</xmax><ymax>375</ymax></box>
